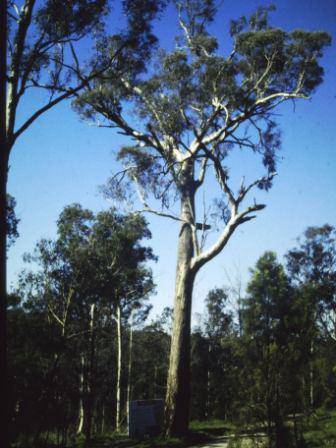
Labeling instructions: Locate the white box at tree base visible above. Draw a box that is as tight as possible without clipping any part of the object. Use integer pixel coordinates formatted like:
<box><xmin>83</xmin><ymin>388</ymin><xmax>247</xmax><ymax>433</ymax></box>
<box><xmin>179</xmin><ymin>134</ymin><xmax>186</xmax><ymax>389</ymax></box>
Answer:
<box><xmin>128</xmin><ymin>399</ymin><xmax>164</xmax><ymax>438</ymax></box>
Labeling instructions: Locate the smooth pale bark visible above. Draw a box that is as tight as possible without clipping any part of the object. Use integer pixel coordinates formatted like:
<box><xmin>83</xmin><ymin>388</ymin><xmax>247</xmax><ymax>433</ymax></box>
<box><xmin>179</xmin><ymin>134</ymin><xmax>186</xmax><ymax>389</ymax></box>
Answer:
<box><xmin>0</xmin><ymin>2</ymin><xmax>8</xmax><ymax>446</ymax></box>
<box><xmin>165</xmin><ymin>163</ymin><xmax>197</xmax><ymax>436</ymax></box>
<box><xmin>77</xmin><ymin>354</ymin><xmax>85</xmax><ymax>435</ymax></box>
<box><xmin>85</xmin><ymin>303</ymin><xmax>95</xmax><ymax>445</ymax></box>
<box><xmin>116</xmin><ymin>304</ymin><xmax>122</xmax><ymax>432</ymax></box>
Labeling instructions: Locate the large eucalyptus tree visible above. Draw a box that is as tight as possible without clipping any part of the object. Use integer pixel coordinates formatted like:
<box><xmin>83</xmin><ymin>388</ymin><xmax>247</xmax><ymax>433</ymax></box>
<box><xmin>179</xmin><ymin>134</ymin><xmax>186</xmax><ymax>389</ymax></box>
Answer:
<box><xmin>75</xmin><ymin>1</ymin><xmax>330</xmax><ymax>435</ymax></box>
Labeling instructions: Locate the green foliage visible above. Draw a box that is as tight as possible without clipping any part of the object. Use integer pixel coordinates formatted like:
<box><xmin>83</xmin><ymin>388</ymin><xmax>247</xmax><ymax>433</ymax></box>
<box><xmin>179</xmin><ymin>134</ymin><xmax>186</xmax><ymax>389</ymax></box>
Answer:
<box><xmin>204</xmin><ymin>287</ymin><xmax>232</xmax><ymax>338</ymax></box>
<box><xmin>9</xmin><ymin>219</ymin><xmax>336</xmax><ymax>446</ymax></box>
<box><xmin>75</xmin><ymin>1</ymin><xmax>330</xmax><ymax>222</ymax></box>
<box><xmin>237</xmin><ymin>252</ymin><xmax>307</xmax><ymax>445</ymax></box>
<box><xmin>6</xmin><ymin>193</ymin><xmax>19</xmax><ymax>248</ymax></box>
<box><xmin>35</xmin><ymin>0</ymin><xmax>108</xmax><ymax>40</ymax></box>
<box><xmin>286</xmin><ymin>224</ymin><xmax>336</xmax><ymax>409</ymax></box>
<box><xmin>304</xmin><ymin>409</ymin><xmax>336</xmax><ymax>447</ymax></box>
<box><xmin>131</xmin><ymin>326</ymin><xmax>170</xmax><ymax>400</ymax></box>
<box><xmin>9</xmin><ymin>204</ymin><xmax>157</xmax><ymax>446</ymax></box>
<box><xmin>191</xmin><ymin>288</ymin><xmax>237</xmax><ymax>421</ymax></box>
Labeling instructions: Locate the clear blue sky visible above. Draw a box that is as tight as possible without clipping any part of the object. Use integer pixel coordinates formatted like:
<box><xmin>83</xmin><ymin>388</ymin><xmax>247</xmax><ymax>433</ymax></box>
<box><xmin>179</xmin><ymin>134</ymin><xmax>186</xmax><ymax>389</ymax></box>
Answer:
<box><xmin>7</xmin><ymin>0</ymin><xmax>336</xmax><ymax>320</ymax></box>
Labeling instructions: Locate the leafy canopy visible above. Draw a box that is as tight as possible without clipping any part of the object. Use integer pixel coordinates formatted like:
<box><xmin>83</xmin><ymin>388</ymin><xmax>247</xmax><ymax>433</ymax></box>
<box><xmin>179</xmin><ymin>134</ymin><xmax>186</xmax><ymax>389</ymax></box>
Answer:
<box><xmin>76</xmin><ymin>1</ymin><xmax>330</xmax><ymax>200</ymax></box>
<box><xmin>75</xmin><ymin>1</ymin><xmax>330</xmax><ymax>271</ymax></box>
<box><xmin>19</xmin><ymin>204</ymin><xmax>156</xmax><ymax>324</ymax></box>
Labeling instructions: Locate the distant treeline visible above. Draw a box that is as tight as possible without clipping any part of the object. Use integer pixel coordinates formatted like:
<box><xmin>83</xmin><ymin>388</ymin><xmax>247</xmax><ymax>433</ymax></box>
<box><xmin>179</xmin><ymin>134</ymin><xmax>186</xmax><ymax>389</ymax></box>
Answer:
<box><xmin>8</xmin><ymin>208</ymin><xmax>336</xmax><ymax>447</ymax></box>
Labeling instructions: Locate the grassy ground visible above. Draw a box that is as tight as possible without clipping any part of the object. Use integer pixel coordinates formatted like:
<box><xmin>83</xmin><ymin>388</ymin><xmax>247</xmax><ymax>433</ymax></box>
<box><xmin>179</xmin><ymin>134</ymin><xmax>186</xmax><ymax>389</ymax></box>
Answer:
<box><xmin>192</xmin><ymin>409</ymin><xmax>336</xmax><ymax>448</ymax></box>
<box><xmin>72</xmin><ymin>430</ymin><xmax>214</xmax><ymax>448</ymax></box>
<box><xmin>69</xmin><ymin>419</ymin><xmax>231</xmax><ymax>448</ymax></box>
<box><xmin>12</xmin><ymin>409</ymin><xmax>336</xmax><ymax>447</ymax></box>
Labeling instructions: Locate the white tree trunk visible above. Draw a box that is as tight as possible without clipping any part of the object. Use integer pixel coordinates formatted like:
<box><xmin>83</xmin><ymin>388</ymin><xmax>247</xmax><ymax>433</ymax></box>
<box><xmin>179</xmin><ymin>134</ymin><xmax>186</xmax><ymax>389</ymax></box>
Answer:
<box><xmin>85</xmin><ymin>303</ymin><xmax>95</xmax><ymax>443</ymax></box>
<box><xmin>116</xmin><ymin>304</ymin><xmax>122</xmax><ymax>432</ymax></box>
<box><xmin>76</xmin><ymin>354</ymin><xmax>85</xmax><ymax>435</ymax></box>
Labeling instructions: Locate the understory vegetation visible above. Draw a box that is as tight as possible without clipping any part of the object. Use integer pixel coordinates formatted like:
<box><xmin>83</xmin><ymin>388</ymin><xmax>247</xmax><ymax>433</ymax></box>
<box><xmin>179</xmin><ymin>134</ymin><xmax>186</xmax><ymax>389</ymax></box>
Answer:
<box><xmin>8</xmin><ymin>216</ymin><xmax>336</xmax><ymax>447</ymax></box>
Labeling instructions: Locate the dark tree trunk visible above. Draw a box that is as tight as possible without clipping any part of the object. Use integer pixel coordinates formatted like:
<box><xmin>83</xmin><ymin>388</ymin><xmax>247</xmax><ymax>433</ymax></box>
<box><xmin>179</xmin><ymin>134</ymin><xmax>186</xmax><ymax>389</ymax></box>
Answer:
<box><xmin>165</xmin><ymin>162</ymin><xmax>197</xmax><ymax>437</ymax></box>
<box><xmin>126</xmin><ymin>313</ymin><xmax>133</xmax><ymax>430</ymax></box>
<box><xmin>0</xmin><ymin>149</ymin><xmax>8</xmax><ymax>447</ymax></box>
<box><xmin>0</xmin><ymin>2</ymin><xmax>8</xmax><ymax>446</ymax></box>
<box><xmin>205</xmin><ymin>341</ymin><xmax>211</xmax><ymax>419</ymax></box>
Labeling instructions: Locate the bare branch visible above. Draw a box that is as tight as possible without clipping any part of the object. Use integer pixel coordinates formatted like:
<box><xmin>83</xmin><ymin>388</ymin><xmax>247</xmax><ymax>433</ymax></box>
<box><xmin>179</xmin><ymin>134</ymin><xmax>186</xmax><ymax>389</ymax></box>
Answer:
<box><xmin>7</xmin><ymin>0</ymin><xmax>37</xmax><ymax>137</ymax></box>
<box><xmin>200</xmin><ymin>193</ymin><xmax>211</xmax><ymax>250</ymax></box>
<box><xmin>12</xmin><ymin>61</ymin><xmax>116</xmax><ymax>143</ymax></box>
<box><xmin>255</xmin><ymin>91</ymin><xmax>308</xmax><ymax>107</ymax></box>
<box><xmin>131</xmin><ymin>173</ymin><xmax>187</xmax><ymax>224</ymax></box>
<box><xmin>248</xmin><ymin>52</ymin><xmax>277</xmax><ymax>97</ymax></box>
<box><xmin>195</xmin><ymin>157</ymin><xmax>208</xmax><ymax>188</ymax></box>
<box><xmin>47</xmin><ymin>304</ymin><xmax>64</xmax><ymax>328</ymax></box>
<box><xmin>135</xmin><ymin>207</ymin><xmax>187</xmax><ymax>224</ymax></box>
<box><xmin>9</xmin><ymin>1</ymin><xmax>20</xmax><ymax>17</ymax></box>
<box><xmin>191</xmin><ymin>201</ymin><xmax>266</xmax><ymax>271</ymax></box>
<box><xmin>201</xmin><ymin>144</ymin><xmax>236</xmax><ymax>210</ymax></box>
<box><xmin>177</xmin><ymin>8</ymin><xmax>211</xmax><ymax>58</ymax></box>
<box><xmin>237</xmin><ymin>172</ymin><xmax>277</xmax><ymax>205</ymax></box>
<box><xmin>13</xmin><ymin>84</ymin><xmax>81</xmax><ymax>143</ymax></box>
<box><xmin>92</xmin><ymin>99</ymin><xmax>163</xmax><ymax>156</ymax></box>
<box><xmin>190</xmin><ymin>100</ymin><xmax>228</xmax><ymax>153</ymax></box>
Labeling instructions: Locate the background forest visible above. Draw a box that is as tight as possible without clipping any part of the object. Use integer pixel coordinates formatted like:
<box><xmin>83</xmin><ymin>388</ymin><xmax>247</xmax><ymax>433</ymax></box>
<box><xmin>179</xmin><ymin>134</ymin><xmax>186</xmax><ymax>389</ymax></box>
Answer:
<box><xmin>7</xmin><ymin>207</ymin><xmax>336</xmax><ymax>447</ymax></box>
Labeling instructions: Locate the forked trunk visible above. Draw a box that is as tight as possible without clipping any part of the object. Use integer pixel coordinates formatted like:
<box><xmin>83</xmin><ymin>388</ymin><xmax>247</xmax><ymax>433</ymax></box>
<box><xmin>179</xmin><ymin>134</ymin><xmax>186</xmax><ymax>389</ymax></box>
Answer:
<box><xmin>165</xmin><ymin>164</ymin><xmax>197</xmax><ymax>436</ymax></box>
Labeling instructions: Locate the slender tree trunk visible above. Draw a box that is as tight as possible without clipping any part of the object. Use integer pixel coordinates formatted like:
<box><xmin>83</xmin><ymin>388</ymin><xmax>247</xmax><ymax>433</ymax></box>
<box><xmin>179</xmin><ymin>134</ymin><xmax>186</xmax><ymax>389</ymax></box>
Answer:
<box><xmin>116</xmin><ymin>303</ymin><xmax>122</xmax><ymax>432</ymax></box>
<box><xmin>205</xmin><ymin>340</ymin><xmax>211</xmax><ymax>419</ymax></box>
<box><xmin>101</xmin><ymin>405</ymin><xmax>105</xmax><ymax>435</ymax></box>
<box><xmin>154</xmin><ymin>365</ymin><xmax>158</xmax><ymax>398</ymax></box>
<box><xmin>77</xmin><ymin>354</ymin><xmax>85</xmax><ymax>435</ymax></box>
<box><xmin>0</xmin><ymin>2</ymin><xmax>8</xmax><ymax>447</ymax></box>
<box><xmin>165</xmin><ymin>164</ymin><xmax>197</xmax><ymax>436</ymax></box>
<box><xmin>33</xmin><ymin>353</ymin><xmax>61</xmax><ymax>445</ymax></box>
<box><xmin>85</xmin><ymin>303</ymin><xmax>95</xmax><ymax>445</ymax></box>
<box><xmin>310</xmin><ymin>340</ymin><xmax>314</xmax><ymax>409</ymax></box>
<box><xmin>126</xmin><ymin>313</ymin><xmax>133</xmax><ymax>430</ymax></box>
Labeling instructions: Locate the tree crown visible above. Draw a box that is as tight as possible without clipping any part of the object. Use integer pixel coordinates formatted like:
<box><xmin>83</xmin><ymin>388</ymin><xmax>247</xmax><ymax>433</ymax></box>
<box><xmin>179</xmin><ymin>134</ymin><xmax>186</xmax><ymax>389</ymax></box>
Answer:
<box><xmin>75</xmin><ymin>1</ymin><xmax>331</xmax><ymax>270</ymax></box>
